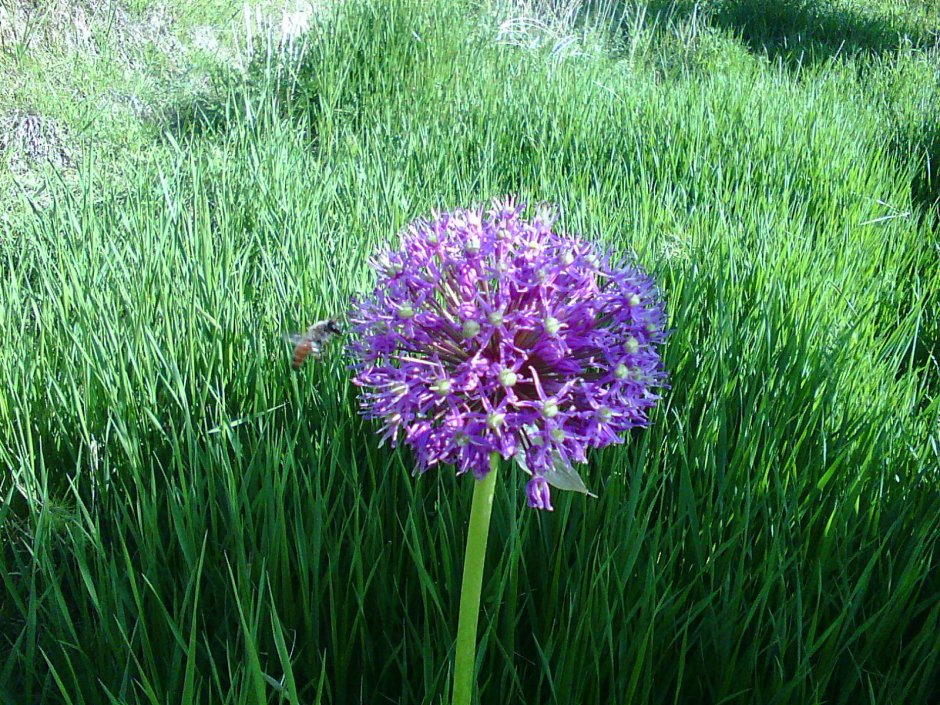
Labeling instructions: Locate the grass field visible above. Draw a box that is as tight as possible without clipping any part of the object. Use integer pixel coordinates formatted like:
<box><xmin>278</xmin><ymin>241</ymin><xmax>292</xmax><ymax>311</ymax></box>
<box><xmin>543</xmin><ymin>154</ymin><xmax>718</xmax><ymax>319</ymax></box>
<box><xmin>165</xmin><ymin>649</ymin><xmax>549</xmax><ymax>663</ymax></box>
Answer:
<box><xmin>1</xmin><ymin>0</ymin><xmax>939</xmax><ymax>703</ymax></box>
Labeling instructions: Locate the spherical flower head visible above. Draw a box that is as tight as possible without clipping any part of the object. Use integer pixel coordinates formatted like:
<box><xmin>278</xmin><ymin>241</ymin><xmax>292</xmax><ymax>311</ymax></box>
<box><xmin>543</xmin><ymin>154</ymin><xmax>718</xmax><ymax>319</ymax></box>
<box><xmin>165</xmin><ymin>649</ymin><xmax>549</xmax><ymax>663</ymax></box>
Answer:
<box><xmin>349</xmin><ymin>197</ymin><xmax>668</xmax><ymax>509</ymax></box>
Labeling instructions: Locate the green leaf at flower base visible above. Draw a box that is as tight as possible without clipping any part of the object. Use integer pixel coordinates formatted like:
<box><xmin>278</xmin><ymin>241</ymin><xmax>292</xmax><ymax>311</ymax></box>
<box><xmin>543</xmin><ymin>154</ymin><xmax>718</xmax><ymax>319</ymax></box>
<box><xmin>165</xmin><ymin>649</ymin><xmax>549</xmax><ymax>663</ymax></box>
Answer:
<box><xmin>513</xmin><ymin>450</ymin><xmax>598</xmax><ymax>498</ymax></box>
<box><xmin>543</xmin><ymin>454</ymin><xmax>598</xmax><ymax>498</ymax></box>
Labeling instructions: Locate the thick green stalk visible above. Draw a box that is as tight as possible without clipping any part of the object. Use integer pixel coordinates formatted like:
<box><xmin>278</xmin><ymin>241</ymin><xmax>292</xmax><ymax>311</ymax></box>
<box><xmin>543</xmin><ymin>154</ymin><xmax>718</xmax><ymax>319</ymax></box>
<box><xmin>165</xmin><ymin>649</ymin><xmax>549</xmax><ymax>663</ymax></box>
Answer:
<box><xmin>452</xmin><ymin>453</ymin><xmax>500</xmax><ymax>705</ymax></box>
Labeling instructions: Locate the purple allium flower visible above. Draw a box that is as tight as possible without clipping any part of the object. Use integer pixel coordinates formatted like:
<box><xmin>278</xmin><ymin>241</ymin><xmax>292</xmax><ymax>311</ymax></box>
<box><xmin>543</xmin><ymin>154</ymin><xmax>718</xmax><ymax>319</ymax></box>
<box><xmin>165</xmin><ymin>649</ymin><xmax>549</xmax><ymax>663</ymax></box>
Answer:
<box><xmin>349</xmin><ymin>197</ymin><xmax>668</xmax><ymax>509</ymax></box>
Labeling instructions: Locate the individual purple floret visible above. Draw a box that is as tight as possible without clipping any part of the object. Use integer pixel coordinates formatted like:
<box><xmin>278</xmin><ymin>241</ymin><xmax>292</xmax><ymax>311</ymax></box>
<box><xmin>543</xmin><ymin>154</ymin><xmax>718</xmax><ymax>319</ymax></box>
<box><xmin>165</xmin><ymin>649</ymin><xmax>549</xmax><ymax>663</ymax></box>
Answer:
<box><xmin>349</xmin><ymin>197</ymin><xmax>668</xmax><ymax>509</ymax></box>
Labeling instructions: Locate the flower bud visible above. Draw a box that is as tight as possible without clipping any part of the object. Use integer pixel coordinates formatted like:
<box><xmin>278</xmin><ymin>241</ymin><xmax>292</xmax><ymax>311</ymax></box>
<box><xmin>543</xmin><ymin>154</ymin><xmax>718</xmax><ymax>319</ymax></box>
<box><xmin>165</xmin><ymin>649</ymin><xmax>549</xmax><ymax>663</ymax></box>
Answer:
<box><xmin>431</xmin><ymin>379</ymin><xmax>452</xmax><ymax>396</ymax></box>
<box><xmin>499</xmin><ymin>369</ymin><xmax>518</xmax><ymax>387</ymax></box>
<box><xmin>464</xmin><ymin>236</ymin><xmax>481</xmax><ymax>254</ymax></box>
<box><xmin>462</xmin><ymin>320</ymin><xmax>480</xmax><ymax>339</ymax></box>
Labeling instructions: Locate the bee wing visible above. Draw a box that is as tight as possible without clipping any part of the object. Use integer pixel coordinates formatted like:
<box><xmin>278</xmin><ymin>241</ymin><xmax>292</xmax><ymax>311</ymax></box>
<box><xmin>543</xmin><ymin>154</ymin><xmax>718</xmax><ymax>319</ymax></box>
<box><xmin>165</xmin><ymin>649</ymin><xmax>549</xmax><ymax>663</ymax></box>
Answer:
<box><xmin>307</xmin><ymin>320</ymin><xmax>336</xmax><ymax>340</ymax></box>
<box><xmin>286</xmin><ymin>332</ymin><xmax>306</xmax><ymax>346</ymax></box>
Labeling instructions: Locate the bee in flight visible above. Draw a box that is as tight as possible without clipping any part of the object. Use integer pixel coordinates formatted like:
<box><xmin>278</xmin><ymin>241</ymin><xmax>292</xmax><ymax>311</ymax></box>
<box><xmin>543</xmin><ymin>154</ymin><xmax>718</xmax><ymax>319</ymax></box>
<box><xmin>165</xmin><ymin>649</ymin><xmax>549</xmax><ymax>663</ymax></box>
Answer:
<box><xmin>288</xmin><ymin>317</ymin><xmax>343</xmax><ymax>369</ymax></box>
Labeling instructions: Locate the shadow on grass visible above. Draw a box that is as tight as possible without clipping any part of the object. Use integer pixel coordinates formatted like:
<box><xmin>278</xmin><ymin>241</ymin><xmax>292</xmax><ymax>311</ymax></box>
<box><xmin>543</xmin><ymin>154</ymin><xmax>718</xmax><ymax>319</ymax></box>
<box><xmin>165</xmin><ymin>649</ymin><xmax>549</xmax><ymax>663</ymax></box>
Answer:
<box><xmin>617</xmin><ymin>0</ymin><xmax>937</xmax><ymax>69</ymax></box>
<box><xmin>620</xmin><ymin>1</ymin><xmax>940</xmax><ymax>210</ymax></box>
<box><xmin>885</xmin><ymin>97</ymin><xmax>940</xmax><ymax>213</ymax></box>
<box><xmin>157</xmin><ymin>95</ymin><xmax>235</xmax><ymax>140</ymax></box>
<box><xmin>909</xmin><ymin>125</ymin><xmax>940</xmax><ymax>211</ymax></box>
<box><xmin>711</xmin><ymin>0</ymin><xmax>936</xmax><ymax>68</ymax></box>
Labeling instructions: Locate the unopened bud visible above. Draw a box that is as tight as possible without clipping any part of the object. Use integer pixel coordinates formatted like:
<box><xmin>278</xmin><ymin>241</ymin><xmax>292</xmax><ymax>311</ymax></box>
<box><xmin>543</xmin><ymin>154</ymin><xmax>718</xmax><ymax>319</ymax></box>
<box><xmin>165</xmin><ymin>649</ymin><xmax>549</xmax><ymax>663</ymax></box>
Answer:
<box><xmin>431</xmin><ymin>379</ymin><xmax>452</xmax><ymax>396</ymax></box>
<box><xmin>487</xmin><ymin>412</ymin><xmax>505</xmax><ymax>430</ymax></box>
<box><xmin>462</xmin><ymin>320</ymin><xmax>480</xmax><ymax>339</ymax></box>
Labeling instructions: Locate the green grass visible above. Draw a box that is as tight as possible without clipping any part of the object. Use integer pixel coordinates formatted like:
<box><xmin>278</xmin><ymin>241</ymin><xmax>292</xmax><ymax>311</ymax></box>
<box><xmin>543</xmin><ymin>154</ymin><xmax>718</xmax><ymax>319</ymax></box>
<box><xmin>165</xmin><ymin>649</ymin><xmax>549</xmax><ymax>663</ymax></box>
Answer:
<box><xmin>0</xmin><ymin>0</ymin><xmax>253</xmax><ymax>229</ymax></box>
<box><xmin>2</xmin><ymin>0</ymin><xmax>940</xmax><ymax>703</ymax></box>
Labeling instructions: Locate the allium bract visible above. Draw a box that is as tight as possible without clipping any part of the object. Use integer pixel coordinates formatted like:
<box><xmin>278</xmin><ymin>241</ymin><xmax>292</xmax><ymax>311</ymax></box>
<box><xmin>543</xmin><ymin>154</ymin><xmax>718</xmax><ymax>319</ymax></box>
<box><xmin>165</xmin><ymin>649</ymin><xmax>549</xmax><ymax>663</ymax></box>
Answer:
<box><xmin>350</xmin><ymin>198</ymin><xmax>667</xmax><ymax>510</ymax></box>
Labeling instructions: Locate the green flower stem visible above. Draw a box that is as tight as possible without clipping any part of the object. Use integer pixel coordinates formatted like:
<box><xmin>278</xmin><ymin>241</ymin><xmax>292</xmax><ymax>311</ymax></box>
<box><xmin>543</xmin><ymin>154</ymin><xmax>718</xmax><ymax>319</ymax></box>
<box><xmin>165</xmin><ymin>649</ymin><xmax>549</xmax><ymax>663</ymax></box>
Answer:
<box><xmin>452</xmin><ymin>453</ymin><xmax>500</xmax><ymax>705</ymax></box>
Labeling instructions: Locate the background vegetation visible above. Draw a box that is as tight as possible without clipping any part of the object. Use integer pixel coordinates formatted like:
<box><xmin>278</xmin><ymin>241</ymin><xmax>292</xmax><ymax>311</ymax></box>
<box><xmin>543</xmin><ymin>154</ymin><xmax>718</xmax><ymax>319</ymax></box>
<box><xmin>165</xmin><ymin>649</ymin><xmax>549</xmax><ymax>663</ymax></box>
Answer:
<box><xmin>1</xmin><ymin>0</ymin><xmax>939</xmax><ymax>703</ymax></box>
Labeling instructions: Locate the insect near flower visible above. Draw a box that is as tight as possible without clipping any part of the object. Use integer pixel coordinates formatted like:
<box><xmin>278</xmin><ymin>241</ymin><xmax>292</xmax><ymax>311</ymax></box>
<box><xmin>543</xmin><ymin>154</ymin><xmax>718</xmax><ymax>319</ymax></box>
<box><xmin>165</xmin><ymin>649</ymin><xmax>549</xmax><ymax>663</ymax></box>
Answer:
<box><xmin>288</xmin><ymin>318</ymin><xmax>343</xmax><ymax>369</ymax></box>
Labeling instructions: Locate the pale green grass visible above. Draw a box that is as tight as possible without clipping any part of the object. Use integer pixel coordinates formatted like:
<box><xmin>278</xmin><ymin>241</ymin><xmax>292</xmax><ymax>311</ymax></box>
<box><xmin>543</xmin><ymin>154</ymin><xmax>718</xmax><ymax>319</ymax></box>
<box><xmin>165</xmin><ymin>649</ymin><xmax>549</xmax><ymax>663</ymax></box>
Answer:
<box><xmin>0</xmin><ymin>0</ymin><xmax>260</xmax><ymax>227</ymax></box>
<box><xmin>1</xmin><ymin>1</ymin><xmax>939</xmax><ymax>704</ymax></box>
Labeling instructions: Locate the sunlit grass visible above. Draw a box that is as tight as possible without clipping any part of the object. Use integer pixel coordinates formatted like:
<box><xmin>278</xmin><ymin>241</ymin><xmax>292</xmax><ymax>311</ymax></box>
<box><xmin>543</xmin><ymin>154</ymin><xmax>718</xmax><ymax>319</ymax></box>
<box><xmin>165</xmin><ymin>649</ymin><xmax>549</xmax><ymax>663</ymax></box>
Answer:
<box><xmin>1</xmin><ymin>1</ymin><xmax>939</xmax><ymax>703</ymax></box>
